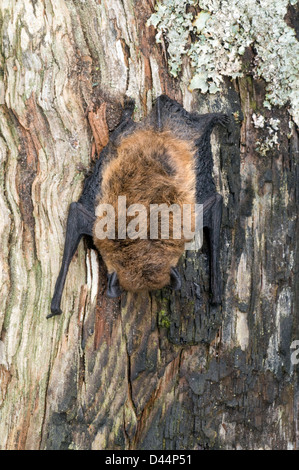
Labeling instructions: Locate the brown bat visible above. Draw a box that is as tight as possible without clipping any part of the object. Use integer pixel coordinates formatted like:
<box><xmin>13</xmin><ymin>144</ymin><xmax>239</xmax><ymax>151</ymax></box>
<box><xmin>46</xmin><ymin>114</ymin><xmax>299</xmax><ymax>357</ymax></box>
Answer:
<box><xmin>48</xmin><ymin>95</ymin><xmax>229</xmax><ymax>318</ymax></box>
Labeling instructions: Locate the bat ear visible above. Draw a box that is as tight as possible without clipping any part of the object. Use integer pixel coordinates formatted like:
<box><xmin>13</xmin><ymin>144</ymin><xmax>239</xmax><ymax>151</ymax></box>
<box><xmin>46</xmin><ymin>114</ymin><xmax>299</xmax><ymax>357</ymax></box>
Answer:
<box><xmin>169</xmin><ymin>267</ymin><xmax>181</xmax><ymax>291</ymax></box>
<box><xmin>107</xmin><ymin>272</ymin><xmax>122</xmax><ymax>298</ymax></box>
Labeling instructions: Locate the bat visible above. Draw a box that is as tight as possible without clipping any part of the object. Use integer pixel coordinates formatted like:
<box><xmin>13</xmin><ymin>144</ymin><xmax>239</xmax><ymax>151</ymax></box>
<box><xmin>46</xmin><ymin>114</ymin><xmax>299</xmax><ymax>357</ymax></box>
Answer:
<box><xmin>48</xmin><ymin>95</ymin><xmax>229</xmax><ymax>318</ymax></box>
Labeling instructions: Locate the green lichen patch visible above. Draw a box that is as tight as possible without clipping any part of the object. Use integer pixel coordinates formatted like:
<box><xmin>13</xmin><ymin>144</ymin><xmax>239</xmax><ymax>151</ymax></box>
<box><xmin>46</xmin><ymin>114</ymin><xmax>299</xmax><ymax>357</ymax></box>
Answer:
<box><xmin>158</xmin><ymin>308</ymin><xmax>171</xmax><ymax>329</ymax></box>
<box><xmin>157</xmin><ymin>298</ymin><xmax>171</xmax><ymax>329</ymax></box>
<box><xmin>148</xmin><ymin>0</ymin><xmax>299</xmax><ymax>125</ymax></box>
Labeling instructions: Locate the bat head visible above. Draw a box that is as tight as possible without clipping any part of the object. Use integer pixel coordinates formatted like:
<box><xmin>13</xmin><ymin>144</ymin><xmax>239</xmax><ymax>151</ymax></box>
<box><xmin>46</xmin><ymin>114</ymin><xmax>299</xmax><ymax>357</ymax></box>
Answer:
<box><xmin>106</xmin><ymin>265</ymin><xmax>181</xmax><ymax>298</ymax></box>
<box><xmin>106</xmin><ymin>265</ymin><xmax>182</xmax><ymax>298</ymax></box>
<box><xmin>101</xmin><ymin>238</ymin><xmax>184</xmax><ymax>297</ymax></box>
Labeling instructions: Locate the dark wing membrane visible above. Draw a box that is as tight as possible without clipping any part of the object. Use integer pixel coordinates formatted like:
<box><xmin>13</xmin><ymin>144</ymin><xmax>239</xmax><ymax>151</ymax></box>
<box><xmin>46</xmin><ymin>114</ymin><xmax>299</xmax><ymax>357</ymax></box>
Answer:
<box><xmin>78</xmin><ymin>145</ymin><xmax>113</xmax><ymax>214</ymax></box>
<box><xmin>148</xmin><ymin>95</ymin><xmax>229</xmax><ymax>138</ymax></box>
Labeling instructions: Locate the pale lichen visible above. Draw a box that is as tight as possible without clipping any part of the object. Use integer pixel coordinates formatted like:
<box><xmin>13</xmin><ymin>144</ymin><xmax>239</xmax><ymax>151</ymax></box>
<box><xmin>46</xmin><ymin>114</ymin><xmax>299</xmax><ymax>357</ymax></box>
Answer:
<box><xmin>252</xmin><ymin>113</ymin><xmax>265</xmax><ymax>129</ymax></box>
<box><xmin>253</xmin><ymin>114</ymin><xmax>281</xmax><ymax>155</ymax></box>
<box><xmin>148</xmin><ymin>0</ymin><xmax>299</xmax><ymax>125</ymax></box>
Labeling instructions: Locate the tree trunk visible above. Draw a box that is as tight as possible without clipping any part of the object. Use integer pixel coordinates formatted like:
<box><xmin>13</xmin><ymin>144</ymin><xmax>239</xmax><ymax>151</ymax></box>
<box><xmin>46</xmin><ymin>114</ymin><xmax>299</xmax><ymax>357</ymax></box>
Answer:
<box><xmin>0</xmin><ymin>0</ymin><xmax>298</xmax><ymax>450</ymax></box>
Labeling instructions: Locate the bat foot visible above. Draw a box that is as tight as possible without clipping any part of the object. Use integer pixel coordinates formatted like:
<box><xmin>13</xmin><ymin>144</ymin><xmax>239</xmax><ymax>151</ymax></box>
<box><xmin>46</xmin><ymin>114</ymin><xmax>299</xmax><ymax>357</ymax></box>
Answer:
<box><xmin>217</xmin><ymin>114</ymin><xmax>230</xmax><ymax>128</ymax></box>
<box><xmin>210</xmin><ymin>295</ymin><xmax>222</xmax><ymax>306</ymax></box>
<box><xmin>123</xmin><ymin>96</ymin><xmax>135</xmax><ymax>117</ymax></box>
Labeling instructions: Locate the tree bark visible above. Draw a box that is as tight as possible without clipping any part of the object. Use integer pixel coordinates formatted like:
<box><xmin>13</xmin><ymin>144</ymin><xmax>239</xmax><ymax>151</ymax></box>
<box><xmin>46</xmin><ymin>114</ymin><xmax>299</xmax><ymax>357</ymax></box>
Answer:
<box><xmin>0</xmin><ymin>0</ymin><xmax>298</xmax><ymax>450</ymax></box>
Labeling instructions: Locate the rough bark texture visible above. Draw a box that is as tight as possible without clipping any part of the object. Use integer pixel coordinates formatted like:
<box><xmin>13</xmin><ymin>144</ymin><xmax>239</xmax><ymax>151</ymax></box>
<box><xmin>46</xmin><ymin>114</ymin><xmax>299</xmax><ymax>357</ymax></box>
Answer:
<box><xmin>0</xmin><ymin>0</ymin><xmax>298</xmax><ymax>450</ymax></box>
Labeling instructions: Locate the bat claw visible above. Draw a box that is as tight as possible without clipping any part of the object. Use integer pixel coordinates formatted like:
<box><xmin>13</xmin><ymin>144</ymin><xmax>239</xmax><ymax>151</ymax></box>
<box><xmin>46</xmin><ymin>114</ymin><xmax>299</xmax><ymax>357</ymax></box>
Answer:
<box><xmin>210</xmin><ymin>295</ymin><xmax>222</xmax><ymax>306</ymax></box>
<box><xmin>218</xmin><ymin>114</ymin><xmax>230</xmax><ymax>128</ymax></box>
<box><xmin>123</xmin><ymin>96</ymin><xmax>135</xmax><ymax>117</ymax></box>
<box><xmin>47</xmin><ymin>307</ymin><xmax>62</xmax><ymax>319</ymax></box>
